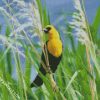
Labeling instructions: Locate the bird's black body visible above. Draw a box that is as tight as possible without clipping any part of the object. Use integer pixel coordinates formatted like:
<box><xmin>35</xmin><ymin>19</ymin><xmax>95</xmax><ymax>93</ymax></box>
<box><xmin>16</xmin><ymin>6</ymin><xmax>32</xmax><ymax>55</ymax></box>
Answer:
<box><xmin>30</xmin><ymin>42</ymin><xmax>62</xmax><ymax>87</ymax></box>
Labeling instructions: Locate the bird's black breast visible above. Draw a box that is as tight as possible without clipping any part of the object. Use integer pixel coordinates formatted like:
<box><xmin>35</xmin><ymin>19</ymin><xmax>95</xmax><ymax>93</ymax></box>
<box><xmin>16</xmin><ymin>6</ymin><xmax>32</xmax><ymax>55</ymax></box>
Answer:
<box><xmin>48</xmin><ymin>51</ymin><xmax>62</xmax><ymax>72</ymax></box>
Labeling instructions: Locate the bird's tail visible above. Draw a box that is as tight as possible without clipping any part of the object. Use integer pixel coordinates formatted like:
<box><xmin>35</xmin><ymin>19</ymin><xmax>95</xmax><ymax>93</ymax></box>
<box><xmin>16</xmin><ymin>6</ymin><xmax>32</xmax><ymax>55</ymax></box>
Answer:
<box><xmin>30</xmin><ymin>75</ymin><xmax>43</xmax><ymax>88</ymax></box>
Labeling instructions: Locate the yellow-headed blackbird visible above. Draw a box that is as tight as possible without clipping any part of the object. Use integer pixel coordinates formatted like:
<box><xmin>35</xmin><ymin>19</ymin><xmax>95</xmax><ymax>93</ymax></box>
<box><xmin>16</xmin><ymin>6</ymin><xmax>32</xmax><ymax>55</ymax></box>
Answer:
<box><xmin>30</xmin><ymin>25</ymin><xmax>63</xmax><ymax>87</ymax></box>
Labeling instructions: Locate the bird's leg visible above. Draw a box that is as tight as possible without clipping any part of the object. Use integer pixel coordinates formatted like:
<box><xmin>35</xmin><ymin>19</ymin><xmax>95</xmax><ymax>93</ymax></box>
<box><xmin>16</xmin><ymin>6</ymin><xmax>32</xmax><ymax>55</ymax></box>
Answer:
<box><xmin>46</xmin><ymin>65</ymin><xmax>51</xmax><ymax>73</ymax></box>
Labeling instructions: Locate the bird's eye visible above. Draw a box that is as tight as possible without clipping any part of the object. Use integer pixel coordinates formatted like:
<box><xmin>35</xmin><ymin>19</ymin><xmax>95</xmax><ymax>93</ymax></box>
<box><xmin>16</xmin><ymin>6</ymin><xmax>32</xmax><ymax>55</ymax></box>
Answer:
<box><xmin>46</xmin><ymin>27</ymin><xmax>51</xmax><ymax>31</ymax></box>
<box><xmin>43</xmin><ymin>27</ymin><xmax>51</xmax><ymax>33</ymax></box>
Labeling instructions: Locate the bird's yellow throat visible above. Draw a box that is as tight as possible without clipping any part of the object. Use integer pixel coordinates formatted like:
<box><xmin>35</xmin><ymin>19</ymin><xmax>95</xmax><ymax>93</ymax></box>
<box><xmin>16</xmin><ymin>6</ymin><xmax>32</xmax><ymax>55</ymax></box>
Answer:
<box><xmin>47</xmin><ymin>26</ymin><xmax>62</xmax><ymax>57</ymax></box>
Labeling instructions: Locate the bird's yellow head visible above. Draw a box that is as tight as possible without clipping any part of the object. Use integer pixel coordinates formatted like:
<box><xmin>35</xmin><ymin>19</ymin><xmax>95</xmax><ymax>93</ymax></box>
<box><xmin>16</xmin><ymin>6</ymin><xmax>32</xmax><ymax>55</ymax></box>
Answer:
<box><xmin>43</xmin><ymin>25</ymin><xmax>60</xmax><ymax>40</ymax></box>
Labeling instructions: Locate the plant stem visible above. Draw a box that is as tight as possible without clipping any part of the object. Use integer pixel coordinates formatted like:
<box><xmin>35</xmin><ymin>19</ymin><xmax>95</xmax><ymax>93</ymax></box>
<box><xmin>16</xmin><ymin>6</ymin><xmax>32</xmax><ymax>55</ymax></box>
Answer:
<box><xmin>47</xmin><ymin>73</ymin><xmax>66</xmax><ymax>100</ymax></box>
<box><xmin>86</xmin><ymin>46</ymin><xmax>98</xmax><ymax>100</ymax></box>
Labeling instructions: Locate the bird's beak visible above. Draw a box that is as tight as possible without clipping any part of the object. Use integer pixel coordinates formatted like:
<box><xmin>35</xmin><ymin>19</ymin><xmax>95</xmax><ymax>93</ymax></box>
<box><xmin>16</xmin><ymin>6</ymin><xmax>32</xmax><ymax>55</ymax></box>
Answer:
<box><xmin>43</xmin><ymin>28</ymin><xmax>48</xmax><ymax>33</ymax></box>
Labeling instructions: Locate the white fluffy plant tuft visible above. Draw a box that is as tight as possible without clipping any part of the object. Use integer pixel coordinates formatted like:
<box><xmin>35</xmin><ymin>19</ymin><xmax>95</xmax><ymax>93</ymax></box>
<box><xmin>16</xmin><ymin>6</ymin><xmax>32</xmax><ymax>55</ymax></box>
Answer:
<box><xmin>70</xmin><ymin>0</ymin><xmax>100</xmax><ymax>76</ymax></box>
<box><xmin>0</xmin><ymin>0</ymin><xmax>43</xmax><ymax>57</ymax></box>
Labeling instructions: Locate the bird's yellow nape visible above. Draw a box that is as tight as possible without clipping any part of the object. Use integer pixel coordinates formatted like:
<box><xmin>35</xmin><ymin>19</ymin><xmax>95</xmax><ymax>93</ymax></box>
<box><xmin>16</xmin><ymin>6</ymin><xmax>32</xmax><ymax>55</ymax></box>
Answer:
<box><xmin>45</xmin><ymin>25</ymin><xmax>53</xmax><ymax>29</ymax></box>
